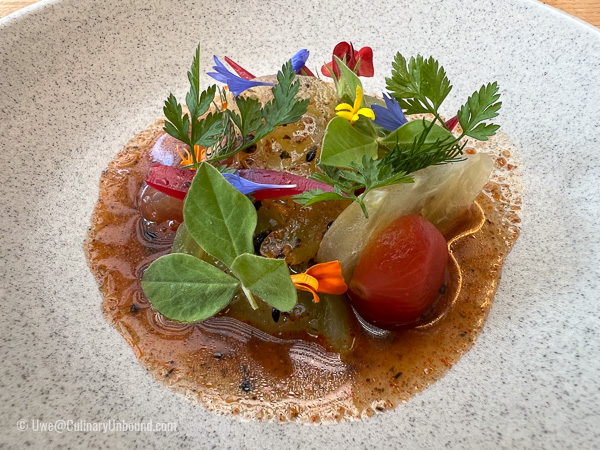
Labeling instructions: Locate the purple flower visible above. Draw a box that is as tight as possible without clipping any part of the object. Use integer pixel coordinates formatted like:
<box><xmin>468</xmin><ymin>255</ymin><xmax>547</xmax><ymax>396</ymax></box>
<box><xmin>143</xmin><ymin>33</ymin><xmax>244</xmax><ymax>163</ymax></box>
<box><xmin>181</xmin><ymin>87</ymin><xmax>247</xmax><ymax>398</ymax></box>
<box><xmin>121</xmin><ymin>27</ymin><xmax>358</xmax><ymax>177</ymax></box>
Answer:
<box><xmin>207</xmin><ymin>56</ymin><xmax>274</xmax><ymax>97</ymax></box>
<box><xmin>222</xmin><ymin>172</ymin><xmax>297</xmax><ymax>195</ymax></box>
<box><xmin>371</xmin><ymin>93</ymin><xmax>407</xmax><ymax>131</ymax></box>
<box><xmin>291</xmin><ymin>49</ymin><xmax>310</xmax><ymax>73</ymax></box>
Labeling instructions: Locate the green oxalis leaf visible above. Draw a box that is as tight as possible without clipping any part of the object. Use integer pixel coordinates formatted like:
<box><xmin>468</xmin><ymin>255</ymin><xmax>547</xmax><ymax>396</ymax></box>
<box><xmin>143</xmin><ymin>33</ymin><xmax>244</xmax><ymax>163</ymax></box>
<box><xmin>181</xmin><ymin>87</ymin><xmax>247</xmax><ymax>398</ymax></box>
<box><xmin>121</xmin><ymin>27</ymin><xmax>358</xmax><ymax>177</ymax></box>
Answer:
<box><xmin>319</xmin><ymin>117</ymin><xmax>378</xmax><ymax>169</ymax></box>
<box><xmin>231</xmin><ymin>253</ymin><xmax>297</xmax><ymax>312</ymax></box>
<box><xmin>141</xmin><ymin>253</ymin><xmax>240</xmax><ymax>322</ymax></box>
<box><xmin>183</xmin><ymin>163</ymin><xmax>255</xmax><ymax>268</ymax></box>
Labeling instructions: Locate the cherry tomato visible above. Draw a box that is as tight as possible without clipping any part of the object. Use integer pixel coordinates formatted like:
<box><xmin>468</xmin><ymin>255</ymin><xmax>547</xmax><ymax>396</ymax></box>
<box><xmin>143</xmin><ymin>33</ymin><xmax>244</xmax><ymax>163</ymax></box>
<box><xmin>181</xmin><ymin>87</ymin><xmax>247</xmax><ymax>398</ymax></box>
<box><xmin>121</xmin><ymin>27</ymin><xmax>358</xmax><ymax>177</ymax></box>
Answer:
<box><xmin>348</xmin><ymin>214</ymin><xmax>448</xmax><ymax>330</ymax></box>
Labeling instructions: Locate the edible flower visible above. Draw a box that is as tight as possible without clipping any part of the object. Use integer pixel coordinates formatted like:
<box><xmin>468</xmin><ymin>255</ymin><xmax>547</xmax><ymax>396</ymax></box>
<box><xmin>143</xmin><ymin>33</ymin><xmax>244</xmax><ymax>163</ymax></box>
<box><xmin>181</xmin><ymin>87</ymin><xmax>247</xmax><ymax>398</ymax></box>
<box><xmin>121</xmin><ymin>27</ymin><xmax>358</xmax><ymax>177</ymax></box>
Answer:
<box><xmin>445</xmin><ymin>115</ymin><xmax>459</xmax><ymax>131</ymax></box>
<box><xmin>371</xmin><ymin>93</ymin><xmax>407</xmax><ymax>131</ymax></box>
<box><xmin>290</xmin><ymin>261</ymin><xmax>348</xmax><ymax>303</ymax></box>
<box><xmin>177</xmin><ymin>144</ymin><xmax>206</xmax><ymax>169</ymax></box>
<box><xmin>335</xmin><ymin>85</ymin><xmax>375</xmax><ymax>124</ymax></box>
<box><xmin>207</xmin><ymin>56</ymin><xmax>274</xmax><ymax>97</ymax></box>
<box><xmin>321</xmin><ymin>42</ymin><xmax>374</xmax><ymax>78</ymax></box>
<box><xmin>290</xmin><ymin>49</ymin><xmax>311</xmax><ymax>73</ymax></box>
<box><xmin>221</xmin><ymin>171</ymin><xmax>297</xmax><ymax>195</ymax></box>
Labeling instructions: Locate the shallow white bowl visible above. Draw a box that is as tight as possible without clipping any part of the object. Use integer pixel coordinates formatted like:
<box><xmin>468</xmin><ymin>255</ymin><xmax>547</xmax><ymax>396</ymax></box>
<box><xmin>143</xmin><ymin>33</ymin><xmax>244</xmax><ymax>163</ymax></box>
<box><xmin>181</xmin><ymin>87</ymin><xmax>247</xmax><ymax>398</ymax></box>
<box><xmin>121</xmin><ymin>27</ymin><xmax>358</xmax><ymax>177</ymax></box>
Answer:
<box><xmin>1</xmin><ymin>0</ymin><xmax>599</xmax><ymax>448</ymax></box>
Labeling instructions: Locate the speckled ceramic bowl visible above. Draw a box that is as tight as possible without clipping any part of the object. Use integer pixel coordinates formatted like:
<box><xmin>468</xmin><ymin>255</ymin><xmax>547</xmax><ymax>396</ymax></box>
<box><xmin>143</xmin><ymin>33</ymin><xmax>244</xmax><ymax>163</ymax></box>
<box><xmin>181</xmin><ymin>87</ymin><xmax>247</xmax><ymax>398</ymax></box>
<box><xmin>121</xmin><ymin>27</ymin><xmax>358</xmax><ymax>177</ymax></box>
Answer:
<box><xmin>1</xmin><ymin>0</ymin><xmax>599</xmax><ymax>448</ymax></box>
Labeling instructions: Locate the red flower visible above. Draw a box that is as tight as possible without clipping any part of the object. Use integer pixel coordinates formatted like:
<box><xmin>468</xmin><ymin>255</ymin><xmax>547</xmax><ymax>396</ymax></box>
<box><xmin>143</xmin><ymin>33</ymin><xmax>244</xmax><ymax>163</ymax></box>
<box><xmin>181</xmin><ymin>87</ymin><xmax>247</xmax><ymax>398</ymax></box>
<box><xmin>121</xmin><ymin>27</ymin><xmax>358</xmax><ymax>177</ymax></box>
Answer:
<box><xmin>321</xmin><ymin>42</ymin><xmax>374</xmax><ymax>78</ymax></box>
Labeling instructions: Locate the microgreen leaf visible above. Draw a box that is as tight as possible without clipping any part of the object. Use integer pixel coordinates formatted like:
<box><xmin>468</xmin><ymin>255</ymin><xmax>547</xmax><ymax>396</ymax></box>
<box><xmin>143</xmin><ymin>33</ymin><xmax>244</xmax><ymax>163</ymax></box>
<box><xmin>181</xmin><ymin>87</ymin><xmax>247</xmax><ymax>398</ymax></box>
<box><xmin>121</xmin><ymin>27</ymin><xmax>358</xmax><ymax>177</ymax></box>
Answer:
<box><xmin>163</xmin><ymin>94</ymin><xmax>190</xmax><ymax>146</ymax></box>
<box><xmin>231</xmin><ymin>253</ymin><xmax>297</xmax><ymax>312</ymax></box>
<box><xmin>458</xmin><ymin>82</ymin><xmax>502</xmax><ymax>141</ymax></box>
<box><xmin>381</xmin><ymin>119</ymin><xmax>452</xmax><ymax>149</ymax></box>
<box><xmin>194</xmin><ymin>111</ymin><xmax>225</xmax><ymax>147</ymax></box>
<box><xmin>293</xmin><ymin>187</ymin><xmax>351</xmax><ymax>206</ymax></box>
<box><xmin>183</xmin><ymin>163</ymin><xmax>256</xmax><ymax>268</ymax></box>
<box><xmin>385</xmin><ymin>53</ymin><xmax>452</xmax><ymax>117</ymax></box>
<box><xmin>211</xmin><ymin>61</ymin><xmax>309</xmax><ymax>160</ymax></box>
<box><xmin>141</xmin><ymin>253</ymin><xmax>240</xmax><ymax>322</ymax></box>
<box><xmin>319</xmin><ymin>117</ymin><xmax>378</xmax><ymax>168</ymax></box>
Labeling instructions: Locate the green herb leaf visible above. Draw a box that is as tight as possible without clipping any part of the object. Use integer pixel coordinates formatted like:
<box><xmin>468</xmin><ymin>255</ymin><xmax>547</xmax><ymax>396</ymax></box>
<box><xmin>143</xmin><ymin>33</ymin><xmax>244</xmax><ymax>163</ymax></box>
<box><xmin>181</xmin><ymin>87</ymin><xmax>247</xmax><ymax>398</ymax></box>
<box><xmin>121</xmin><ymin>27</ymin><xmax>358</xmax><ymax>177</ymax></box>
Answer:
<box><xmin>319</xmin><ymin>117</ymin><xmax>378</xmax><ymax>168</ymax></box>
<box><xmin>183</xmin><ymin>163</ymin><xmax>256</xmax><ymax>268</ymax></box>
<box><xmin>458</xmin><ymin>82</ymin><xmax>502</xmax><ymax>141</ymax></box>
<box><xmin>382</xmin><ymin>119</ymin><xmax>465</xmax><ymax>175</ymax></box>
<box><xmin>194</xmin><ymin>111</ymin><xmax>225</xmax><ymax>147</ymax></box>
<box><xmin>163</xmin><ymin>94</ymin><xmax>190</xmax><ymax>146</ymax></box>
<box><xmin>381</xmin><ymin>119</ymin><xmax>453</xmax><ymax>149</ymax></box>
<box><xmin>333</xmin><ymin>56</ymin><xmax>363</xmax><ymax>104</ymax></box>
<box><xmin>141</xmin><ymin>253</ymin><xmax>240</xmax><ymax>322</ymax></box>
<box><xmin>212</xmin><ymin>61</ymin><xmax>309</xmax><ymax>160</ymax></box>
<box><xmin>231</xmin><ymin>253</ymin><xmax>297</xmax><ymax>312</ymax></box>
<box><xmin>385</xmin><ymin>53</ymin><xmax>452</xmax><ymax>116</ymax></box>
<box><xmin>293</xmin><ymin>188</ymin><xmax>351</xmax><ymax>206</ymax></box>
<box><xmin>262</xmin><ymin>60</ymin><xmax>310</xmax><ymax>130</ymax></box>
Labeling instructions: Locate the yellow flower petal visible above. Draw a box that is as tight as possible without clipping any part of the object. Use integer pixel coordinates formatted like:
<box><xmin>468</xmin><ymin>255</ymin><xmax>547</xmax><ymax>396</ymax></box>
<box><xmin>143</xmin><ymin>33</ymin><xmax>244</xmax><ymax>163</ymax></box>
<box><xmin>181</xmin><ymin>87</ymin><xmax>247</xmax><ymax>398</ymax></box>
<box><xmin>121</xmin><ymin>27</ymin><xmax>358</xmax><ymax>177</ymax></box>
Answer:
<box><xmin>336</xmin><ymin>110</ymin><xmax>354</xmax><ymax>121</ymax></box>
<box><xmin>353</xmin><ymin>85</ymin><xmax>363</xmax><ymax>112</ymax></box>
<box><xmin>335</xmin><ymin>103</ymin><xmax>353</xmax><ymax>112</ymax></box>
<box><xmin>357</xmin><ymin>107</ymin><xmax>375</xmax><ymax>120</ymax></box>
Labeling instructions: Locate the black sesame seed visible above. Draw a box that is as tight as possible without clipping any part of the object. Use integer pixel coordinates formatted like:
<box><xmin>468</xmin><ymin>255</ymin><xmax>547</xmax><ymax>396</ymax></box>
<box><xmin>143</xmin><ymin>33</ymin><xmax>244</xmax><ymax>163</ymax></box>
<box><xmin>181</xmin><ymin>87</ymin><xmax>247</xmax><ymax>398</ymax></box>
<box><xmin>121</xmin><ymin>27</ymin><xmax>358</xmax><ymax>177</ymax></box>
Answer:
<box><xmin>130</xmin><ymin>304</ymin><xmax>139</xmax><ymax>313</ymax></box>
<box><xmin>306</xmin><ymin>147</ymin><xmax>317</xmax><ymax>162</ymax></box>
<box><xmin>439</xmin><ymin>284</ymin><xmax>446</xmax><ymax>294</ymax></box>
<box><xmin>240</xmin><ymin>379</ymin><xmax>253</xmax><ymax>392</ymax></box>
<box><xmin>272</xmin><ymin>308</ymin><xmax>281</xmax><ymax>323</ymax></box>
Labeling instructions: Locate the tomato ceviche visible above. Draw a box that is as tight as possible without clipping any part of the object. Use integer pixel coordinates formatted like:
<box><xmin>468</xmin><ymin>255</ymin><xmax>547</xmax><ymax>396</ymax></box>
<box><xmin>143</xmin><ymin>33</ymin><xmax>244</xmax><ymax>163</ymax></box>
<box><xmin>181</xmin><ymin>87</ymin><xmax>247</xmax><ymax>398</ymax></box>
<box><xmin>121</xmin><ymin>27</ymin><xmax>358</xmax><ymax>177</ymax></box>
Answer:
<box><xmin>85</xmin><ymin>42</ymin><xmax>521</xmax><ymax>421</ymax></box>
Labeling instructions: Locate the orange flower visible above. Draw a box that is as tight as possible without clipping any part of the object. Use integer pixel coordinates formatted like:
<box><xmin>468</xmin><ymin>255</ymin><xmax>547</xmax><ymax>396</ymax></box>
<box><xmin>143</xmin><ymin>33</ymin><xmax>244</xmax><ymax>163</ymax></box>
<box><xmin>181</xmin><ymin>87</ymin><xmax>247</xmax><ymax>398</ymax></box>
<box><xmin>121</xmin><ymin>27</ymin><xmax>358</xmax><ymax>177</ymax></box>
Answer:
<box><xmin>177</xmin><ymin>144</ymin><xmax>206</xmax><ymax>169</ymax></box>
<box><xmin>290</xmin><ymin>261</ymin><xmax>348</xmax><ymax>303</ymax></box>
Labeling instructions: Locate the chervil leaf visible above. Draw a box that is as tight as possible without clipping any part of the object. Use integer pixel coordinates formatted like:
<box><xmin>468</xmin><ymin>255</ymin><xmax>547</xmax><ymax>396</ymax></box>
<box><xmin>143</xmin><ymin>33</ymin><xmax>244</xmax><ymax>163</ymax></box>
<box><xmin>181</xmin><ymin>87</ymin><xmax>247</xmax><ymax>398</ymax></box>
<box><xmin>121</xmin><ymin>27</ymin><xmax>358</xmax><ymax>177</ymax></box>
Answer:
<box><xmin>163</xmin><ymin>94</ymin><xmax>190</xmax><ymax>146</ymax></box>
<box><xmin>261</xmin><ymin>60</ymin><xmax>310</xmax><ymax>131</ymax></box>
<box><xmin>385</xmin><ymin>54</ymin><xmax>452</xmax><ymax>116</ymax></box>
<box><xmin>211</xmin><ymin>61</ymin><xmax>309</xmax><ymax>160</ymax></box>
<box><xmin>141</xmin><ymin>253</ymin><xmax>240</xmax><ymax>323</ymax></box>
<box><xmin>458</xmin><ymin>82</ymin><xmax>502</xmax><ymax>141</ymax></box>
<box><xmin>194</xmin><ymin>111</ymin><xmax>225</xmax><ymax>147</ymax></box>
<box><xmin>293</xmin><ymin>188</ymin><xmax>350</xmax><ymax>206</ymax></box>
<box><xmin>229</xmin><ymin>96</ymin><xmax>264</xmax><ymax>142</ymax></box>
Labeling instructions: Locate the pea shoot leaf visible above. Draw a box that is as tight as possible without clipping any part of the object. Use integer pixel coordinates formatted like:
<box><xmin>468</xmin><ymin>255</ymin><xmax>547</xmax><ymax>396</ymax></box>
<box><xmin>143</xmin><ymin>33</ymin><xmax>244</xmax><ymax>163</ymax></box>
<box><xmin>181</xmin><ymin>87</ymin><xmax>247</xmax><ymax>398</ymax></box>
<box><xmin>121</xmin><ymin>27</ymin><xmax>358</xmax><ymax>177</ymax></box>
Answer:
<box><xmin>231</xmin><ymin>253</ymin><xmax>297</xmax><ymax>312</ymax></box>
<box><xmin>183</xmin><ymin>163</ymin><xmax>256</xmax><ymax>268</ymax></box>
<box><xmin>141</xmin><ymin>253</ymin><xmax>240</xmax><ymax>323</ymax></box>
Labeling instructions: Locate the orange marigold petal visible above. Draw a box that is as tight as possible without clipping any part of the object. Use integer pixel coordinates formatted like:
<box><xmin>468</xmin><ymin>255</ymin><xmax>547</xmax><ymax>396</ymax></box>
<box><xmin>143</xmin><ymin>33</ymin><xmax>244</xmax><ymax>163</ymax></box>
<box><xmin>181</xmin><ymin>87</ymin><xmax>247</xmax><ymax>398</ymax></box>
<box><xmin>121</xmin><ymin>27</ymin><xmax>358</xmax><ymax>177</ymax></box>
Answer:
<box><xmin>305</xmin><ymin>261</ymin><xmax>348</xmax><ymax>295</ymax></box>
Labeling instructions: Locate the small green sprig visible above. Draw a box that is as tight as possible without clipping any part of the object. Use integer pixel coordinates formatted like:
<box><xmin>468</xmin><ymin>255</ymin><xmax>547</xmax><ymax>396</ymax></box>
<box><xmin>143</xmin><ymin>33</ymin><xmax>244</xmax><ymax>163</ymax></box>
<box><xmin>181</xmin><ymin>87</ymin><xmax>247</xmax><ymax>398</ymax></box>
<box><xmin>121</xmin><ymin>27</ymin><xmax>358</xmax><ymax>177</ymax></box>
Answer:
<box><xmin>294</xmin><ymin>54</ymin><xmax>502</xmax><ymax>218</ymax></box>
<box><xmin>161</xmin><ymin>45</ymin><xmax>308</xmax><ymax>166</ymax></box>
<box><xmin>294</xmin><ymin>155</ymin><xmax>412</xmax><ymax>218</ymax></box>
<box><xmin>142</xmin><ymin>163</ymin><xmax>298</xmax><ymax>322</ymax></box>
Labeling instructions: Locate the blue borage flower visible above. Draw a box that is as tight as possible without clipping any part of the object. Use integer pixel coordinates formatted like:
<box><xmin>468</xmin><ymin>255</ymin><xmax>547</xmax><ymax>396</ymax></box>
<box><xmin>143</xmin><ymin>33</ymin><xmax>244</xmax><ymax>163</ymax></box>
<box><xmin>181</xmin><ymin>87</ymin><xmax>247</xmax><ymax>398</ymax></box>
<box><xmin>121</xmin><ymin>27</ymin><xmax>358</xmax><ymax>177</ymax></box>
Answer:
<box><xmin>222</xmin><ymin>172</ymin><xmax>297</xmax><ymax>195</ymax></box>
<box><xmin>207</xmin><ymin>56</ymin><xmax>275</xmax><ymax>97</ymax></box>
<box><xmin>371</xmin><ymin>93</ymin><xmax>408</xmax><ymax>131</ymax></box>
<box><xmin>291</xmin><ymin>49</ymin><xmax>310</xmax><ymax>72</ymax></box>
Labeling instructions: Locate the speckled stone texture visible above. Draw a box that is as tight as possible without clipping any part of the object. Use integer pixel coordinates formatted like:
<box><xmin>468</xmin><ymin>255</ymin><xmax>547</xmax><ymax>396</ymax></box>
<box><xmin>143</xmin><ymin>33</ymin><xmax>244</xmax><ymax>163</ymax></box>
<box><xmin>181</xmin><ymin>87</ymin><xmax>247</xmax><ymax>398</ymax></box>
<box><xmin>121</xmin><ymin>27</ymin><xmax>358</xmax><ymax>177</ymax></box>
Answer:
<box><xmin>0</xmin><ymin>0</ymin><xmax>599</xmax><ymax>448</ymax></box>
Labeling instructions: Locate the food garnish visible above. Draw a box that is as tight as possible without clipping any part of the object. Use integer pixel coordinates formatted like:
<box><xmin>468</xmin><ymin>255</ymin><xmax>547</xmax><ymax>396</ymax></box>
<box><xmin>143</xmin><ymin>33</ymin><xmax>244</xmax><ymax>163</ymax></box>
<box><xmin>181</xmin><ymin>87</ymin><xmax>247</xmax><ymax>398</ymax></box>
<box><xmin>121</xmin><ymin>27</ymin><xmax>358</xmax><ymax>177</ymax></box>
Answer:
<box><xmin>142</xmin><ymin>42</ymin><xmax>502</xmax><ymax>328</ymax></box>
<box><xmin>85</xmin><ymin>41</ymin><xmax>522</xmax><ymax>421</ymax></box>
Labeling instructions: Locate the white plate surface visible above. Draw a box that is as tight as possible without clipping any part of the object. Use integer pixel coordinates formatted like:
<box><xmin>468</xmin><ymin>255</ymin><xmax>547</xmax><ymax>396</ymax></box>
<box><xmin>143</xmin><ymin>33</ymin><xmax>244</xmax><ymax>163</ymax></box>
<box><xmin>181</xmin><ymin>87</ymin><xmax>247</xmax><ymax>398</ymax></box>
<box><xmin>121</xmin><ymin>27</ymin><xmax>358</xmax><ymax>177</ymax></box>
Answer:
<box><xmin>1</xmin><ymin>0</ymin><xmax>599</xmax><ymax>448</ymax></box>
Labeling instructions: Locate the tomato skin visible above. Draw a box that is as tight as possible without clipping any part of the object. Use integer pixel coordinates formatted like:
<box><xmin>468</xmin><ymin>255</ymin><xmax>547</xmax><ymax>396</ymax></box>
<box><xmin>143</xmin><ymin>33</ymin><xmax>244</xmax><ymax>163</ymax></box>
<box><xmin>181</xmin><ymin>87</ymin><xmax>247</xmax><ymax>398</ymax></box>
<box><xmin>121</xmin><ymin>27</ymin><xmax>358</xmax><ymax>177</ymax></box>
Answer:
<box><xmin>348</xmin><ymin>214</ymin><xmax>448</xmax><ymax>330</ymax></box>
